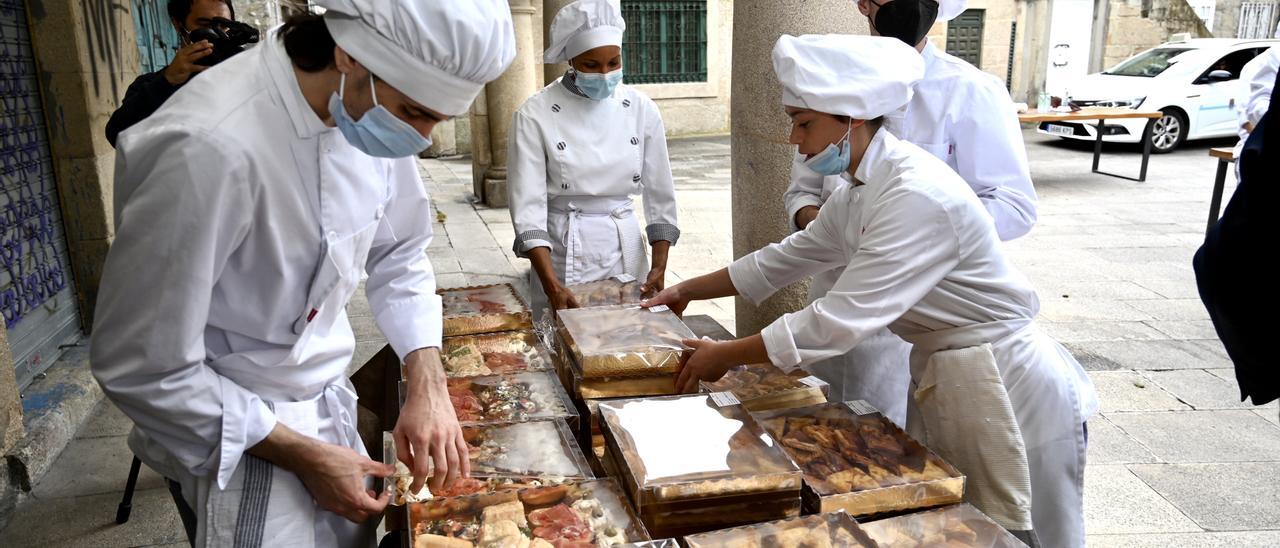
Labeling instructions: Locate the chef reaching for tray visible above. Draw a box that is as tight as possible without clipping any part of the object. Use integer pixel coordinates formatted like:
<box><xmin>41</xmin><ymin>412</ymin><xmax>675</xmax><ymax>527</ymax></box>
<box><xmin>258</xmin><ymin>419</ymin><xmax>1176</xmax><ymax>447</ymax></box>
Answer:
<box><xmin>643</xmin><ymin>34</ymin><xmax>1097</xmax><ymax>548</ymax></box>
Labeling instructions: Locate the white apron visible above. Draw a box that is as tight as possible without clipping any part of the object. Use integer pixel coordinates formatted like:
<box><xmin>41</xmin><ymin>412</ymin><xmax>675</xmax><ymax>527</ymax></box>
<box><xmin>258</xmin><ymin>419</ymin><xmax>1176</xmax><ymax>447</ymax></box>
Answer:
<box><xmin>530</xmin><ymin>195</ymin><xmax>648</xmax><ymax>320</ymax></box>
<box><xmin>901</xmin><ymin>320</ymin><xmax>1087</xmax><ymax>548</ymax></box>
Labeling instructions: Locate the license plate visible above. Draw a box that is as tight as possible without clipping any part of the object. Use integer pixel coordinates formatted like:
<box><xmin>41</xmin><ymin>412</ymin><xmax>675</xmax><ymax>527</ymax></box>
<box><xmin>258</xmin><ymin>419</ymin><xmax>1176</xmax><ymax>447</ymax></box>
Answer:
<box><xmin>1044</xmin><ymin>124</ymin><xmax>1074</xmax><ymax>136</ymax></box>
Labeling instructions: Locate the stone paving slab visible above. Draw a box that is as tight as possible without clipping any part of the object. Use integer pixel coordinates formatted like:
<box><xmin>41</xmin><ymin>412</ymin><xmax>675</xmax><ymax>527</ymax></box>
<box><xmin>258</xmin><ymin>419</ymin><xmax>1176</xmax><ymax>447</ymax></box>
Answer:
<box><xmin>77</xmin><ymin>400</ymin><xmax>134</xmax><ymax>439</ymax></box>
<box><xmin>1083</xmin><ymin>464</ymin><xmax>1201</xmax><ymax>535</ymax></box>
<box><xmin>1144</xmin><ymin>369</ymin><xmax>1276</xmax><ymax>410</ymax></box>
<box><xmin>32</xmin><ymin>436</ymin><xmax>166</xmax><ymax>499</ymax></box>
<box><xmin>1129</xmin><ymin>463</ymin><xmax>1280</xmax><ymax>532</ymax></box>
<box><xmin>1090</xmin><ymin>371</ymin><xmax>1191</xmax><ymax>413</ymax></box>
<box><xmin>1123</xmin><ymin>298</ymin><xmax>1213</xmax><ymax>322</ymax></box>
<box><xmin>1087</xmin><ymin>531</ymin><xmax>1280</xmax><ymax>547</ymax></box>
<box><xmin>1039</xmin><ymin>321</ymin><xmax>1170</xmax><ymax>344</ymax></box>
<box><xmin>0</xmin><ymin>487</ymin><xmax>185</xmax><ymax>547</ymax></box>
<box><xmin>1107</xmin><ymin>411</ymin><xmax>1280</xmax><ymax>463</ymax></box>
<box><xmin>1085</xmin><ymin>416</ymin><xmax>1160</xmax><ymax>465</ymax></box>
<box><xmin>1067</xmin><ymin>340</ymin><xmax>1233</xmax><ymax>371</ymax></box>
<box><xmin>1144</xmin><ymin>320</ymin><xmax>1220</xmax><ymax>341</ymax></box>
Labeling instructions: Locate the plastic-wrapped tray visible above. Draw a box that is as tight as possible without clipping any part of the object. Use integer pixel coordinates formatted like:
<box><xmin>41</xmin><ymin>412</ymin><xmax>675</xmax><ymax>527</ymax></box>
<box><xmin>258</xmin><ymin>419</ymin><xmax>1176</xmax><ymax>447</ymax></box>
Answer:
<box><xmin>558</xmin><ymin>305</ymin><xmax>696</xmax><ymax>378</ymax></box>
<box><xmin>558</xmin><ymin>332</ymin><xmax>679</xmax><ymax>399</ymax></box>
<box><xmin>752</xmin><ymin>402</ymin><xmax>965</xmax><ymax>518</ymax></box>
<box><xmin>447</xmin><ymin>371</ymin><xmax>579</xmax><ymax>429</ymax></box>
<box><xmin>384</xmin><ymin>432</ymin><xmax>431</xmax><ymax>506</ymax></box>
<box><xmin>683</xmin><ymin>511</ymin><xmax>877</xmax><ymax>547</ymax></box>
<box><xmin>701</xmin><ymin>363</ymin><xmax>830</xmax><ymax>411</ymax></box>
<box><xmin>409</xmin><ymin>479</ymin><xmax>649</xmax><ymax>546</ymax></box>
<box><xmin>441</xmin><ymin>330</ymin><xmax>552</xmax><ymax>378</ymax></box>
<box><xmin>599</xmin><ymin>394</ymin><xmax>802</xmax><ymax>511</ymax></box>
<box><xmin>565</xmin><ymin>275</ymin><xmax>644</xmax><ymax>307</ymax></box>
<box><xmin>861</xmin><ymin>503</ymin><xmax>1028</xmax><ymax>547</ymax></box>
<box><xmin>440</xmin><ymin>283</ymin><xmax>532</xmax><ymax>337</ymax></box>
<box><xmin>618</xmin><ymin>540</ymin><xmax>679</xmax><ymax>548</ymax></box>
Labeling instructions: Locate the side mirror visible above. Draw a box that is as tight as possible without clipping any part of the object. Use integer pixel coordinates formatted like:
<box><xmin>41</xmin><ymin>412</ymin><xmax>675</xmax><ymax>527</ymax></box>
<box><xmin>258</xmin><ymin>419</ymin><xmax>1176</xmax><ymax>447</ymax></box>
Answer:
<box><xmin>1206</xmin><ymin>69</ymin><xmax>1233</xmax><ymax>82</ymax></box>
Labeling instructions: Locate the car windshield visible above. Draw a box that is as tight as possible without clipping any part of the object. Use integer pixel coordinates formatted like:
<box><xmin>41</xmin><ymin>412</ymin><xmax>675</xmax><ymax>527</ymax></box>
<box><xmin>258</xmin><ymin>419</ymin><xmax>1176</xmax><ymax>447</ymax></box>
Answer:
<box><xmin>1105</xmin><ymin>48</ymin><xmax>1194</xmax><ymax>77</ymax></box>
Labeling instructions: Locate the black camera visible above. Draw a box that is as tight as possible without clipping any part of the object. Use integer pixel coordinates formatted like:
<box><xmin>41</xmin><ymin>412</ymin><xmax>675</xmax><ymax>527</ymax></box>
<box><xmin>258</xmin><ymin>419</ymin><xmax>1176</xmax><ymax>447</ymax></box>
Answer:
<box><xmin>188</xmin><ymin>17</ymin><xmax>260</xmax><ymax>66</ymax></box>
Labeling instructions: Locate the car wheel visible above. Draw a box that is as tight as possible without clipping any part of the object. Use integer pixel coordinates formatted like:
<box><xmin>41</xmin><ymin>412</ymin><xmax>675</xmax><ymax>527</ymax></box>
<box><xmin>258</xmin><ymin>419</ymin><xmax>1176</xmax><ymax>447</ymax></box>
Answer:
<box><xmin>1148</xmin><ymin>110</ymin><xmax>1186</xmax><ymax>153</ymax></box>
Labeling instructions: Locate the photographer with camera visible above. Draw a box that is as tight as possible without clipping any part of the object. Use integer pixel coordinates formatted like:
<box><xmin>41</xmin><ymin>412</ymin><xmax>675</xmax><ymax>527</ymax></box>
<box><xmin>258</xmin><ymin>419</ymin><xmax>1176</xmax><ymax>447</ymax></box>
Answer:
<box><xmin>106</xmin><ymin>0</ymin><xmax>256</xmax><ymax>147</ymax></box>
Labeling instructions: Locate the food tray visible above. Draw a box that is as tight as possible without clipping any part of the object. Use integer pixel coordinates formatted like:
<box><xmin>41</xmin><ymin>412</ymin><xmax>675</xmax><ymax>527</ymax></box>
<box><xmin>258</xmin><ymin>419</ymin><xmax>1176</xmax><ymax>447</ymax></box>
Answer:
<box><xmin>441</xmin><ymin>330</ymin><xmax>552</xmax><ymax>378</ymax></box>
<box><xmin>447</xmin><ymin>371</ymin><xmax>579</xmax><ymax>429</ymax></box>
<box><xmin>700</xmin><ymin>363</ymin><xmax>830</xmax><ymax>411</ymax></box>
<box><xmin>683</xmin><ymin>511</ymin><xmax>877</xmax><ymax>547</ymax></box>
<box><xmin>860</xmin><ymin>503</ymin><xmax>1028</xmax><ymax>547</ymax></box>
<box><xmin>440</xmin><ymin>283</ymin><xmax>533</xmax><ymax>337</ymax></box>
<box><xmin>564</xmin><ymin>275</ymin><xmax>644</xmax><ymax>307</ymax></box>
<box><xmin>558</xmin><ymin>305</ymin><xmax>696</xmax><ymax>378</ymax></box>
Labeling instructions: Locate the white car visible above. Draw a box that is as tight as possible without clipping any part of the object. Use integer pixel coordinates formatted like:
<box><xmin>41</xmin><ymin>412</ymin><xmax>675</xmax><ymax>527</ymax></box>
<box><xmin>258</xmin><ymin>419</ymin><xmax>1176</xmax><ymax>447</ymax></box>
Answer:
<box><xmin>1037</xmin><ymin>37</ymin><xmax>1277</xmax><ymax>153</ymax></box>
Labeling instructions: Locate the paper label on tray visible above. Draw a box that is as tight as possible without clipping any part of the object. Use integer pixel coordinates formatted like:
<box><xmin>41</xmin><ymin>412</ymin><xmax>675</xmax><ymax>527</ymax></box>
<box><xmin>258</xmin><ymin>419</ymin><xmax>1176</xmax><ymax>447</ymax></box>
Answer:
<box><xmin>846</xmin><ymin>399</ymin><xmax>879</xmax><ymax>415</ymax></box>
<box><xmin>709</xmin><ymin>391</ymin><xmax>741</xmax><ymax>407</ymax></box>
<box><xmin>647</xmin><ymin>305</ymin><xmax>670</xmax><ymax>313</ymax></box>
<box><xmin>614</xmin><ymin>274</ymin><xmax>637</xmax><ymax>283</ymax></box>
<box><xmin>797</xmin><ymin>376</ymin><xmax>828</xmax><ymax>388</ymax></box>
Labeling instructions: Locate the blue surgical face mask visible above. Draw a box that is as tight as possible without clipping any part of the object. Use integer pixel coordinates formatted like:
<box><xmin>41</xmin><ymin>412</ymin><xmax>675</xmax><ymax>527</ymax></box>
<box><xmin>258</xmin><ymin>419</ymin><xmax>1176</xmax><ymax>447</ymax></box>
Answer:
<box><xmin>804</xmin><ymin>120</ymin><xmax>853</xmax><ymax>176</ymax></box>
<box><xmin>329</xmin><ymin>73</ymin><xmax>432</xmax><ymax>158</ymax></box>
<box><xmin>573</xmin><ymin>68</ymin><xmax>624</xmax><ymax>100</ymax></box>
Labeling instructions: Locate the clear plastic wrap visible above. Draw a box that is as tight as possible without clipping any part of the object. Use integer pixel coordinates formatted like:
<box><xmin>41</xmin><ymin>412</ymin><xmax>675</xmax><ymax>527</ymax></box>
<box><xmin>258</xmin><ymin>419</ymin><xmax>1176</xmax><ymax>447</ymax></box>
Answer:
<box><xmin>441</xmin><ymin>330</ymin><xmax>552</xmax><ymax>378</ymax></box>
<box><xmin>409</xmin><ymin>479</ymin><xmax>650</xmax><ymax>546</ymax></box>
<box><xmin>385</xmin><ymin>432</ymin><xmax>431</xmax><ymax>506</ymax></box>
<box><xmin>618</xmin><ymin>540</ymin><xmax>680</xmax><ymax>548</ymax></box>
<box><xmin>700</xmin><ymin>363</ymin><xmax>830</xmax><ymax>411</ymax></box>
<box><xmin>558</xmin><ymin>305</ymin><xmax>696</xmax><ymax>378</ymax></box>
<box><xmin>861</xmin><ymin>503</ymin><xmax>1028</xmax><ymax>547</ymax></box>
<box><xmin>447</xmin><ymin>371</ymin><xmax>579</xmax><ymax>429</ymax></box>
<box><xmin>439</xmin><ymin>284</ymin><xmax>533</xmax><ymax>337</ymax></box>
<box><xmin>683</xmin><ymin>511</ymin><xmax>877</xmax><ymax>548</ymax></box>
<box><xmin>598</xmin><ymin>394</ymin><xmax>802</xmax><ymax>510</ymax></box>
<box><xmin>565</xmin><ymin>275</ymin><xmax>644</xmax><ymax>307</ymax></box>
<box><xmin>752</xmin><ymin>402</ymin><xmax>965</xmax><ymax>517</ymax></box>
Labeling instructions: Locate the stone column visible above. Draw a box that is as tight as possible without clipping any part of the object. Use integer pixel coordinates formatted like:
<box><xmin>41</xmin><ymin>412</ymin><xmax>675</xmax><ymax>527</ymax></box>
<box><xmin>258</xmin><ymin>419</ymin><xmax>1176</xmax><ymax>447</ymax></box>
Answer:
<box><xmin>730</xmin><ymin>0</ymin><xmax>868</xmax><ymax>335</ymax></box>
<box><xmin>542</xmin><ymin>0</ymin><xmax>574</xmax><ymax>86</ymax></box>
<box><xmin>473</xmin><ymin>0</ymin><xmax>541</xmax><ymax>208</ymax></box>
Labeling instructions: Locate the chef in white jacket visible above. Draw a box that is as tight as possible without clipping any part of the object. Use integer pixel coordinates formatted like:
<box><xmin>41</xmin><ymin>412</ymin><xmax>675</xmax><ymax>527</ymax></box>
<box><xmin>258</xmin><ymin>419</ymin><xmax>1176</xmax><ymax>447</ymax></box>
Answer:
<box><xmin>647</xmin><ymin>34</ymin><xmax>1095</xmax><ymax>547</ymax></box>
<box><xmin>91</xmin><ymin>2</ymin><xmax>514</xmax><ymax>546</ymax></box>
<box><xmin>507</xmin><ymin>0</ymin><xmax>679</xmax><ymax>317</ymax></box>
<box><xmin>1234</xmin><ymin>46</ymin><xmax>1278</xmax><ymax>160</ymax></box>
<box><xmin>784</xmin><ymin>0</ymin><xmax>1038</xmax><ymax>423</ymax></box>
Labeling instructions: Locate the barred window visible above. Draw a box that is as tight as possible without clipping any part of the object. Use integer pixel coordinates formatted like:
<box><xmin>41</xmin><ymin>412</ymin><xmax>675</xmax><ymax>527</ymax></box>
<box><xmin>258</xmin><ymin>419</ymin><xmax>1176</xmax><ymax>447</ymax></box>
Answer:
<box><xmin>621</xmin><ymin>1</ymin><xmax>708</xmax><ymax>85</ymax></box>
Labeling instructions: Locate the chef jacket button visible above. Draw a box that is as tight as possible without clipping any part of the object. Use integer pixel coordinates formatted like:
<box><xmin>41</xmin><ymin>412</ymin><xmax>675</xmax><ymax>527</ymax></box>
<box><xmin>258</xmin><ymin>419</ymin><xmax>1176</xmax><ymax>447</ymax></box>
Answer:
<box><xmin>630</xmin><ymin>137</ymin><xmax>639</xmax><ymax>145</ymax></box>
<box><xmin>375</xmin><ymin>205</ymin><xmax>385</xmax><ymax>219</ymax></box>
<box><xmin>551</xmin><ymin>104</ymin><xmax>561</xmax><ymax>113</ymax></box>
<box><xmin>622</xmin><ymin>99</ymin><xmax>631</xmax><ymax>108</ymax></box>
<box><xmin>556</xmin><ymin>141</ymin><xmax>567</xmax><ymax>151</ymax></box>
<box><xmin>327</xmin><ymin>230</ymin><xmax>338</xmax><ymax>240</ymax></box>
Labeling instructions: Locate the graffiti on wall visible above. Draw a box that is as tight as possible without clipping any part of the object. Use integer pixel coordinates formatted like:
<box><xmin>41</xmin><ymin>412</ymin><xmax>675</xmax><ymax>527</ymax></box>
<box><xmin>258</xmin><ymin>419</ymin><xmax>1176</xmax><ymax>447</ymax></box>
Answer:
<box><xmin>0</xmin><ymin>1</ymin><xmax>71</xmax><ymax>329</ymax></box>
<box><xmin>81</xmin><ymin>0</ymin><xmax>130</xmax><ymax>101</ymax></box>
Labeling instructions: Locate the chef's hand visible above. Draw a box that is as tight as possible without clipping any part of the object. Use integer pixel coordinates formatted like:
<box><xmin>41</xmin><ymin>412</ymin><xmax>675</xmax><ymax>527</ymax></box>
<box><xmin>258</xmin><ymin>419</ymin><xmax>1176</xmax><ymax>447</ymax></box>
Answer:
<box><xmin>396</xmin><ymin>348</ymin><xmax>471</xmax><ymax>494</ymax></box>
<box><xmin>548</xmin><ymin>286</ymin><xmax>581</xmax><ymax>311</ymax></box>
<box><xmin>675</xmin><ymin>338</ymin><xmax>737</xmax><ymax>393</ymax></box>
<box><xmin>640</xmin><ymin>266</ymin><xmax>665</xmax><ymax>299</ymax></box>
<box><xmin>163</xmin><ymin>41</ymin><xmax>213</xmax><ymax>85</ymax></box>
<box><xmin>295</xmin><ymin>441</ymin><xmax>394</xmax><ymax>523</ymax></box>
<box><xmin>641</xmin><ymin>282</ymin><xmax>691</xmax><ymax>316</ymax></box>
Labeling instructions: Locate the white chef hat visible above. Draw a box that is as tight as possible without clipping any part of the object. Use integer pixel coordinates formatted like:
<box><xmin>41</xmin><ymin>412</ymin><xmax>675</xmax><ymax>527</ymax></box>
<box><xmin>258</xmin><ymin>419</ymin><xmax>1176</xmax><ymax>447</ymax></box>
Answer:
<box><xmin>772</xmin><ymin>34</ymin><xmax>924</xmax><ymax>120</ymax></box>
<box><xmin>544</xmin><ymin>0</ymin><xmax>626</xmax><ymax>64</ymax></box>
<box><xmin>938</xmin><ymin>0</ymin><xmax>968</xmax><ymax>22</ymax></box>
<box><xmin>316</xmin><ymin>0</ymin><xmax>516</xmax><ymax>117</ymax></box>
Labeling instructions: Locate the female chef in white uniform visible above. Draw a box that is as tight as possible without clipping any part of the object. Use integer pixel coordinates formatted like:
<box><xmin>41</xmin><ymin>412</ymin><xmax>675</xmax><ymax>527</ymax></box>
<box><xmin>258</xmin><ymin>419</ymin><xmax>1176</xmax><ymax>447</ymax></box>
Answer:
<box><xmin>647</xmin><ymin>35</ymin><xmax>1095</xmax><ymax>547</ymax></box>
<box><xmin>91</xmin><ymin>2</ymin><xmax>515</xmax><ymax>546</ymax></box>
<box><xmin>784</xmin><ymin>0</ymin><xmax>1039</xmax><ymax>424</ymax></box>
<box><xmin>507</xmin><ymin>0</ymin><xmax>679</xmax><ymax>316</ymax></box>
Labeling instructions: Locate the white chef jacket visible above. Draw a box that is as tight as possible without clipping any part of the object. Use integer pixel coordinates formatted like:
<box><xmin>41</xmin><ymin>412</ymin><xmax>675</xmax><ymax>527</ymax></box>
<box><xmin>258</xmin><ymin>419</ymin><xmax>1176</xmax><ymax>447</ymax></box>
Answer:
<box><xmin>1238</xmin><ymin>47</ymin><xmax>1278</xmax><ymax>141</ymax></box>
<box><xmin>736</xmin><ymin>128</ymin><xmax>1096</xmax><ymax>547</ymax></box>
<box><xmin>507</xmin><ymin>77</ymin><xmax>680</xmax><ymax>258</ymax></box>
<box><xmin>785</xmin><ymin>40</ymin><xmax>1037</xmax><ymax>242</ymax></box>
<box><xmin>92</xmin><ymin>33</ymin><xmax>443</xmax><ymax>491</ymax></box>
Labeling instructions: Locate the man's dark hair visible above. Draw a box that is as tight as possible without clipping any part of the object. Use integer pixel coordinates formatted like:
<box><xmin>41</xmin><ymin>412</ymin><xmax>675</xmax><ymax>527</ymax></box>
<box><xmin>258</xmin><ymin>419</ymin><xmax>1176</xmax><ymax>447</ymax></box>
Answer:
<box><xmin>281</xmin><ymin>13</ymin><xmax>336</xmax><ymax>72</ymax></box>
<box><xmin>168</xmin><ymin>0</ymin><xmax>237</xmax><ymax>25</ymax></box>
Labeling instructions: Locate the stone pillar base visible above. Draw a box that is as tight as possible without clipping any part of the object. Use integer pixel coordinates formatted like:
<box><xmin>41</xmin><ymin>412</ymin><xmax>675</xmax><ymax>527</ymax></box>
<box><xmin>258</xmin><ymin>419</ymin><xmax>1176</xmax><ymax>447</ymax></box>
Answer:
<box><xmin>483</xmin><ymin>177</ymin><xmax>510</xmax><ymax>208</ymax></box>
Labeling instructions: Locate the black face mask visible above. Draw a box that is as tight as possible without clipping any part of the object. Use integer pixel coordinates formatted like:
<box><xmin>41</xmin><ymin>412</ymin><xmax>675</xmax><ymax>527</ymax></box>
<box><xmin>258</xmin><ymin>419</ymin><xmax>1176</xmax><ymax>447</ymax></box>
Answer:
<box><xmin>869</xmin><ymin>0</ymin><xmax>939</xmax><ymax>47</ymax></box>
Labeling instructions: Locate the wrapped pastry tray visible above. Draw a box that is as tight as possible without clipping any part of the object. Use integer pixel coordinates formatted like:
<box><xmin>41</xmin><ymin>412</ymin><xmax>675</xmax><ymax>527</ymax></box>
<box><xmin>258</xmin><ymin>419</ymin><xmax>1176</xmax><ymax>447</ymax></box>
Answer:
<box><xmin>700</xmin><ymin>363</ymin><xmax>830</xmax><ymax>412</ymax></box>
<box><xmin>439</xmin><ymin>283</ymin><xmax>533</xmax><ymax>337</ymax></box>
<box><xmin>441</xmin><ymin>330</ymin><xmax>553</xmax><ymax>378</ymax></box>
<box><xmin>861</xmin><ymin>503</ymin><xmax>1028</xmax><ymax>547</ymax></box>
<box><xmin>557</xmin><ymin>331</ymin><xmax>679</xmax><ymax>400</ymax></box>
<box><xmin>683</xmin><ymin>511</ymin><xmax>877</xmax><ymax>548</ymax></box>
<box><xmin>447</xmin><ymin>371</ymin><xmax>579</xmax><ymax>430</ymax></box>
<box><xmin>752</xmin><ymin>402</ymin><xmax>965</xmax><ymax>518</ymax></box>
<box><xmin>408</xmin><ymin>479</ymin><xmax>650</xmax><ymax>546</ymax></box>
<box><xmin>598</xmin><ymin>394</ymin><xmax>802</xmax><ymax>511</ymax></box>
<box><xmin>564</xmin><ymin>275</ymin><xmax>644</xmax><ymax>307</ymax></box>
<box><xmin>558</xmin><ymin>305</ymin><xmax>696</xmax><ymax>378</ymax></box>
<box><xmin>618</xmin><ymin>540</ymin><xmax>679</xmax><ymax>548</ymax></box>
<box><xmin>384</xmin><ymin>432</ymin><xmax>431</xmax><ymax>507</ymax></box>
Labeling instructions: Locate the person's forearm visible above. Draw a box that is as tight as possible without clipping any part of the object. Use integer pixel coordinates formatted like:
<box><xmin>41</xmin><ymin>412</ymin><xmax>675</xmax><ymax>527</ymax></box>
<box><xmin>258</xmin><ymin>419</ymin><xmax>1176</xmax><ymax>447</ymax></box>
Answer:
<box><xmin>402</xmin><ymin>347</ymin><xmax>448</xmax><ymax>403</ymax></box>
<box><xmin>249</xmin><ymin>422</ymin><xmax>315</xmax><ymax>471</ymax></box>
<box><xmin>650</xmin><ymin>240</ymin><xmax>670</xmax><ymax>270</ymax></box>
<box><xmin>794</xmin><ymin>205</ymin><xmax>820</xmax><ymax>230</ymax></box>
<box><xmin>527</xmin><ymin>247</ymin><xmax>561</xmax><ymax>293</ymax></box>
<box><xmin>682</xmin><ymin>267</ymin><xmax>738</xmax><ymax>302</ymax></box>
<box><xmin>725</xmin><ymin>334</ymin><xmax>770</xmax><ymax>365</ymax></box>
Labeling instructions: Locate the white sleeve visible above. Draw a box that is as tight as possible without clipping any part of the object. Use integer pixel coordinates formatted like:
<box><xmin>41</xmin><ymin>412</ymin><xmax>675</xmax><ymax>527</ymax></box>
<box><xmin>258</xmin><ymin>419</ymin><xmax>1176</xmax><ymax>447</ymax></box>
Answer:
<box><xmin>729</xmin><ymin>189</ymin><xmax>850</xmax><ymax>306</ymax></box>
<box><xmin>506</xmin><ymin>109</ymin><xmax>553</xmax><ymax>256</ymax></box>
<box><xmin>365</xmin><ymin>157</ymin><xmax>444</xmax><ymax>359</ymax></box>
<box><xmin>640</xmin><ymin>102</ymin><xmax>680</xmax><ymax>244</ymax></box>
<box><xmin>91</xmin><ymin>130</ymin><xmax>274</xmax><ymax>489</ymax></box>
<box><xmin>952</xmin><ymin>81</ymin><xmax>1038</xmax><ymax>241</ymax></box>
<box><xmin>758</xmin><ymin>188</ymin><xmax>961</xmax><ymax>371</ymax></box>
<box><xmin>783</xmin><ymin>153</ymin><xmax>829</xmax><ymax>232</ymax></box>
<box><xmin>1246</xmin><ymin>48</ymin><xmax>1279</xmax><ymax>127</ymax></box>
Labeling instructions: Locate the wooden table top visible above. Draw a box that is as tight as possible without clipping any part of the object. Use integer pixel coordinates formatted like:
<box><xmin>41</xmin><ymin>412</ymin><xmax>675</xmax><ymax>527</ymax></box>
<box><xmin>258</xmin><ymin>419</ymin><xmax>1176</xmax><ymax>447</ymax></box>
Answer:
<box><xmin>1018</xmin><ymin>108</ymin><xmax>1165</xmax><ymax>123</ymax></box>
<box><xmin>1209</xmin><ymin>147</ymin><xmax>1236</xmax><ymax>161</ymax></box>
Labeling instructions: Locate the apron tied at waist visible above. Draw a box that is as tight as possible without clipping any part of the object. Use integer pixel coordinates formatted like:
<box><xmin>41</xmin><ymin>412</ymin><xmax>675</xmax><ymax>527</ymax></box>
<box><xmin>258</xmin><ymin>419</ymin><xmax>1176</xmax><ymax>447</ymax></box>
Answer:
<box><xmin>899</xmin><ymin>318</ymin><xmax>1036</xmax><ymax>534</ymax></box>
<box><xmin>549</xmin><ymin>196</ymin><xmax>643</xmax><ymax>285</ymax></box>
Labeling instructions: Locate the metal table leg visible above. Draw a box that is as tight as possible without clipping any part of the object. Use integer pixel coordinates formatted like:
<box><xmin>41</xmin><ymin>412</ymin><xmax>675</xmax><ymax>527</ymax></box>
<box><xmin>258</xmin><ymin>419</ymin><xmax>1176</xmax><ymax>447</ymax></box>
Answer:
<box><xmin>1206</xmin><ymin>158</ymin><xmax>1228</xmax><ymax>235</ymax></box>
<box><xmin>1092</xmin><ymin>117</ymin><xmax>1155</xmax><ymax>182</ymax></box>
